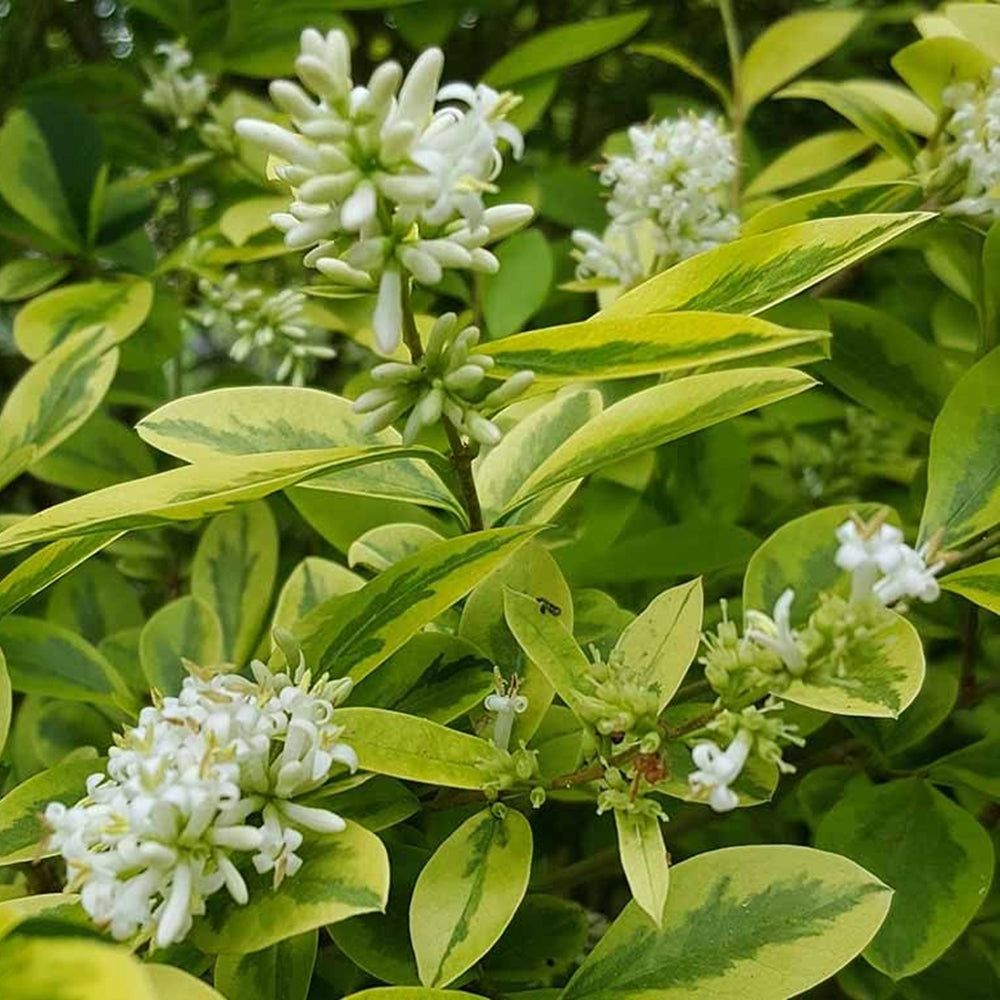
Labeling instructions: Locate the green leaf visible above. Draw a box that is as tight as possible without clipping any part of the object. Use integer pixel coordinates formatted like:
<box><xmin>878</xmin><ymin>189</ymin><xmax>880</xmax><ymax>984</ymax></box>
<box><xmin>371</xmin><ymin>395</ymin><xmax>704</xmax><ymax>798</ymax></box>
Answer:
<box><xmin>0</xmin><ymin>326</ymin><xmax>118</xmax><ymax>492</ymax></box>
<box><xmin>192</xmin><ymin>502</ymin><xmax>279</xmax><ymax>666</ymax></box>
<box><xmin>0</xmin><ymin>532</ymin><xmax>122</xmax><ymax>619</ymax></box>
<box><xmin>614</xmin><ymin>811</ymin><xmax>669</xmax><ymax>926</ymax></box>
<box><xmin>941</xmin><ymin>556</ymin><xmax>1000</xmax><ymax>614</ymax></box>
<box><xmin>193</xmin><ymin>822</ymin><xmax>389</xmax><ymax>954</ymax></box>
<box><xmin>410</xmin><ymin>807</ymin><xmax>532</xmax><ymax>987</ymax></box>
<box><xmin>744</xmin><ymin>505</ymin><xmax>924</xmax><ymax>718</ymax></box>
<box><xmin>329</xmin><ymin>842</ymin><xmax>425</xmax><ymax>986</ymax></box>
<box><xmin>850</xmin><ymin>667</ymin><xmax>959</xmax><ymax>757</ymax></box>
<box><xmin>222</xmin><ymin>0</ymin><xmax>354</xmax><ymax>78</ymax></box>
<box><xmin>297</xmin><ymin>526</ymin><xmax>539</xmax><ymax>681</ymax></box>
<box><xmin>25</xmin><ymin>700</ymin><xmax>114</xmax><ymax>770</ymax></box>
<box><xmin>818</xmin><ymin>298</ymin><xmax>955</xmax><ymax>429</ymax></box>
<box><xmin>213</xmin><ymin>931</ymin><xmax>317</xmax><ymax>1000</ymax></box>
<box><xmin>742</xmin><ymin>11</ymin><xmax>864</xmax><ymax>109</ymax></box>
<box><xmin>504</xmin><ymin>588</ymin><xmax>592</xmax><ymax>722</ymax></box>
<box><xmin>47</xmin><ymin>558</ymin><xmax>143</xmax><ymax>645</ymax></box>
<box><xmin>0</xmin><ymin>937</ymin><xmax>157</xmax><ymax>1000</ymax></box>
<box><xmin>219</xmin><ymin>197</ymin><xmax>291</xmax><ymax>246</ymax></box>
<box><xmin>892</xmin><ymin>37</ymin><xmax>995</xmax><ymax>112</ymax></box>
<box><xmin>839</xmin><ymin>80</ymin><xmax>937</xmax><ymax>138</ymax></box>
<box><xmin>777</xmin><ymin>82</ymin><xmax>918</xmax><ymax>165</ymax></box>
<box><xmin>13</xmin><ymin>280</ymin><xmax>153</xmax><ymax>360</ymax></box>
<box><xmin>272</xmin><ymin>557</ymin><xmax>364</xmax><ymax>634</ymax></box>
<box><xmin>136</xmin><ymin>387</ymin><xmax>461</xmax><ymax>519</ymax></box>
<box><xmin>601</xmin><ymin>213</ymin><xmax>931</xmax><ymax>318</ymax></box>
<box><xmin>0</xmin><ymin>756</ymin><xmax>103</xmax><ymax>865</ymax></box>
<box><xmin>0</xmin><ymin>615</ymin><xmax>129</xmax><ymax>706</ymax></box>
<box><xmin>562</xmin><ymin>845</ymin><xmax>889</xmax><ymax>1000</ymax></box>
<box><xmin>746</xmin><ymin>130</ymin><xmax>873</xmax><ymax>198</ymax></box>
<box><xmin>0</xmin><ymin>258</ymin><xmax>70</xmax><ymax>302</ymax></box>
<box><xmin>312</xmin><ymin>776</ymin><xmax>420</xmax><ymax>833</ymax></box>
<box><xmin>483</xmin><ymin>894</ymin><xmax>588</xmax><ymax>982</ymax></box>
<box><xmin>507</xmin><ymin>73</ymin><xmax>559</xmax><ymax>134</ymax></box>
<box><xmin>920</xmin><ymin>348</ymin><xmax>1000</xmax><ymax>547</ymax></box>
<box><xmin>816</xmin><ymin>777</ymin><xmax>994</xmax><ymax>978</ymax></box>
<box><xmin>31</xmin><ymin>410</ymin><xmax>158</xmax><ymax>492</ymax></box>
<box><xmin>744</xmin><ymin>503</ymin><xmax>891</xmax><ymax>624</ymax></box>
<box><xmin>484</xmin><ymin>11</ymin><xmax>651</xmax><ymax>87</ymax></box>
<box><xmin>342</xmin><ymin>991</ymin><xmax>486</xmax><ymax>1000</ymax></box>
<box><xmin>336</xmin><ymin>707</ymin><xmax>503</xmax><ymax>789</ymax></box>
<box><xmin>611</xmin><ymin>579</ymin><xmax>702</xmax><ymax>712</ymax></box>
<box><xmin>743</xmin><ymin>182</ymin><xmax>923</xmax><ymax>237</ymax></box>
<box><xmin>0</xmin><ymin>650</ymin><xmax>10</xmax><ymax>757</ymax></box>
<box><xmin>140</xmin><ymin>597</ymin><xmax>224</xmax><ymax>692</ymax></box>
<box><xmin>475</xmin><ymin>389</ymin><xmax>602</xmax><ymax>527</ymax></box>
<box><xmin>927</xmin><ymin>737</ymin><xmax>1000</xmax><ymax>799</ymax></box>
<box><xmin>508</xmin><ymin>368</ymin><xmax>815</xmax><ymax>511</ymax></box>
<box><xmin>0</xmin><ymin>101</ymin><xmax>103</xmax><ymax>251</ymax></box>
<box><xmin>943</xmin><ymin>2</ymin><xmax>1000</xmax><ymax>62</ymax></box>
<box><xmin>349</xmin><ymin>523</ymin><xmax>446</xmax><ymax>574</ymax></box>
<box><xmin>147</xmin><ymin>965</ymin><xmax>229</xmax><ymax>1000</ymax></box>
<box><xmin>480</xmin><ymin>313</ymin><xmax>829</xmax><ymax>383</ymax></box>
<box><xmin>0</xmin><ymin>444</ymin><xmax>416</xmax><ymax>554</ymax></box>
<box><xmin>629</xmin><ymin>42</ymin><xmax>729</xmax><ymax>108</ymax></box>
<box><xmin>460</xmin><ymin>541</ymin><xmax>574</xmax><ymax>741</ymax></box>
<box><xmin>563</xmin><ymin>522</ymin><xmax>758</xmax><ymax>587</ymax></box>
<box><xmin>369</xmin><ymin>634</ymin><xmax>493</xmax><ymax>726</ymax></box>
<box><xmin>482</xmin><ymin>230</ymin><xmax>554</xmax><ymax>338</ymax></box>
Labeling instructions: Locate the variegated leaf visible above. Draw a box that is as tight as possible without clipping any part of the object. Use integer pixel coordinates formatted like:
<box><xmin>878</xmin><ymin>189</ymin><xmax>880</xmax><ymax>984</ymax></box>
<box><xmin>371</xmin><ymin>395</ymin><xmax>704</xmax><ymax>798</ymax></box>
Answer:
<box><xmin>410</xmin><ymin>807</ymin><xmax>532</xmax><ymax>987</ymax></box>
<box><xmin>561</xmin><ymin>845</ymin><xmax>891</xmax><ymax>1000</ymax></box>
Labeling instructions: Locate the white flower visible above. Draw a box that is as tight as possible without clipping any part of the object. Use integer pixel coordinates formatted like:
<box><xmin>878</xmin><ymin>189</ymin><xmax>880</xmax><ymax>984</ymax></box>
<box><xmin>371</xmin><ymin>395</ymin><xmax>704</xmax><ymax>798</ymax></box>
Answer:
<box><xmin>944</xmin><ymin>68</ymin><xmax>1000</xmax><ymax>218</ymax></box>
<box><xmin>572</xmin><ymin>113</ymin><xmax>738</xmax><ymax>286</ymax></box>
<box><xmin>484</xmin><ymin>692</ymin><xmax>529</xmax><ymax>751</ymax></box>
<box><xmin>745</xmin><ymin>588</ymin><xmax>807</xmax><ymax>675</ymax></box>
<box><xmin>235</xmin><ymin>29</ymin><xmax>531</xmax><ymax>354</ymax></box>
<box><xmin>688</xmin><ymin>730</ymin><xmax>752</xmax><ymax>813</ymax></box>
<box><xmin>873</xmin><ymin>543</ymin><xmax>944</xmax><ymax>607</ymax></box>
<box><xmin>834</xmin><ymin>519</ymin><xmax>942</xmax><ymax>607</ymax></box>
<box><xmin>45</xmin><ymin>659</ymin><xmax>355</xmax><ymax>948</ymax></box>
<box><xmin>192</xmin><ymin>276</ymin><xmax>335</xmax><ymax>385</ymax></box>
<box><xmin>143</xmin><ymin>41</ymin><xmax>211</xmax><ymax>130</ymax></box>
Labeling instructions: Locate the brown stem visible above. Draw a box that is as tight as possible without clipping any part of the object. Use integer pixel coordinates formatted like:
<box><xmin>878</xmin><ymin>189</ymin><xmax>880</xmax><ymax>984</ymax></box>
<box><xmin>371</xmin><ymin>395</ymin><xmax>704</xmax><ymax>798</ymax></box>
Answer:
<box><xmin>443</xmin><ymin>419</ymin><xmax>485</xmax><ymax>532</ymax></box>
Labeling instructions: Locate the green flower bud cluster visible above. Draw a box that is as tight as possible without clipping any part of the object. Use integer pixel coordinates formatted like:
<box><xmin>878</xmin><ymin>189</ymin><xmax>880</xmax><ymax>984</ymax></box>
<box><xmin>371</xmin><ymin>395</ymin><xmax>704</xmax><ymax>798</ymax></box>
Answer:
<box><xmin>701</xmin><ymin>602</ymin><xmax>787</xmax><ymax>706</ymax></box>
<box><xmin>706</xmin><ymin>700</ymin><xmax>804</xmax><ymax>775</ymax></box>
<box><xmin>575</xmin><ymin>646</ymin><xmax>661</xmax><ymax>747</ymax></box>
<box><xmin>353</xmin><ymin>312</ymin><xmax>534</xmax><ymax>445</ymax></box>
<box><xmin>704</xmin><ymin>592</ymin><xmax>890</xmax><ymax>707</ymax></box>
<box><xmin>477</xmin><ymin>742</ymin><xmax>545</xmax><ymax>807</ymax></box>
<box><xmin>796</xmin><ymin>593</ymin><xmax>885</xmax><ymax>689</ymax></box>
<box><xmin>596</xmin><ymin>767</ymin><xmax>667</xmax><ymax>820</ymax></box>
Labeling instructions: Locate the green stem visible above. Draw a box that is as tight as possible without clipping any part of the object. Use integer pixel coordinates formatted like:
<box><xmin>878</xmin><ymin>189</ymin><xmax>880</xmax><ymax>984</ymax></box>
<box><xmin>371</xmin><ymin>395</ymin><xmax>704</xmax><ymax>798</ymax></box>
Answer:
<box><xmin>717</xmin><ymin>0</ymin><xmax>744</xmax><ymax>211</ymax></box>
<box><xmin>399</xmin><ymin>278</ymin><xmax>485</xmax><ymax>532</ymax></box>
<box><xmin>946</xmin><ymin>525</ymin><xmax>1000</xmax><ymax>571</ymax></box>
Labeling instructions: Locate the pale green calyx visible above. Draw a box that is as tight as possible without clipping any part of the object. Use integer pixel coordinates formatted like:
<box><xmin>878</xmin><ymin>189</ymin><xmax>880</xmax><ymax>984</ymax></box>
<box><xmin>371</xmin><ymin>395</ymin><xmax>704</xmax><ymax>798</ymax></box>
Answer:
<box><xmin>352</xmin><ymin>312</ymin><xmax>534</xmax><ymax>445</ymax></box>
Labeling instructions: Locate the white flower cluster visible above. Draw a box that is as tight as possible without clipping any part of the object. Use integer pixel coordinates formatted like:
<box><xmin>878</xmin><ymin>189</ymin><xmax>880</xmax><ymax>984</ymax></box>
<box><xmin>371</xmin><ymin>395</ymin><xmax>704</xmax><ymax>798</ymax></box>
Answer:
<box><xmin>143</xmin><ymin>41</ymin><xmax>211</xmax><ymax>130</ymax></box>
<box><xmin>835</xmin><ymin>519</ymin><xmax>943</xmax><ymax>607</ymax></box>
<box><xmin>352</xmin><ymin>312</ymin><xmax>533</xmax><ymax>446</ymax></box>
<box><xmin>235</xmin><ymin>29</ymin><xmax>532</xmax><ymax>355</ymax></box>
<box><xmin>943</xmin><ymin>68</ymin><xmax>1000</xmax><ymax>218</ymax></box>
<box><xmin>44</xmin><ymin>659</ymin><xmax>356</xmax><ymax>949</ymax></box>
<box><xmin>572</xmin><ymin>113</ymin><xmax>739</xmax><ymax>287</ymax></box>
<box><xmin>192</xmin><ymin>274</ymin><xmax>335</xmax><ymax>385</ymax></box>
